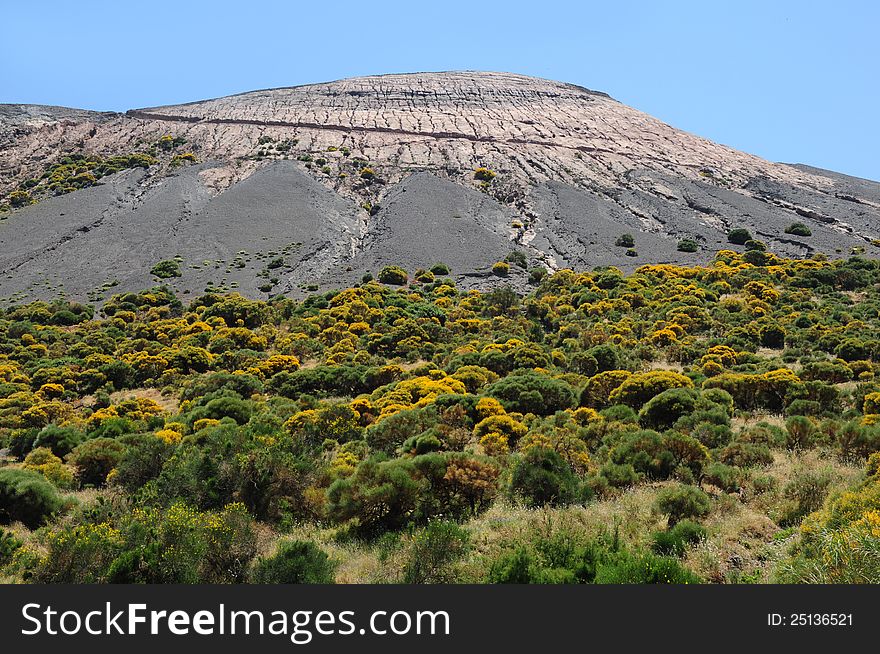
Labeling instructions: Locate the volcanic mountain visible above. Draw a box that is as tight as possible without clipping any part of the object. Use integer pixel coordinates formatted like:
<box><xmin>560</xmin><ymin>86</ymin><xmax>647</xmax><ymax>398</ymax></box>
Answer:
<box><xmin>1</xmin><ymin>71</ymin><xmax>878</xmax><ymax>302</ymax></box>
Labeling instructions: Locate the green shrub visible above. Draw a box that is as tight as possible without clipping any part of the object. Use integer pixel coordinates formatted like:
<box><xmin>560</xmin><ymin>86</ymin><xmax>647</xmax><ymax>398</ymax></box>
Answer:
<box><xmin>599</xmin><ymin>462</ymin><xmax>641</xmax><ymax>488</ymax></box>
<box><xmin>0</xmin><ymin>468</ymin><xmax>63</xmax><ymax>529</ymax></box>
<box><xmin>703</xmin><ymin>462</ymin><xmax>744</xmax><ymax>493</ymax></box>
<box><xmin>593</xmin><ymin>551</ymin><xmax>702</xmax><ymax>583</ymax></box>
<box><xmin>365</xmin><ymin>406</ymin><xmax>437</xmax><ymax>454</ymax></box>
<box><xmin>639</xmin><ymin>388</ymin><xmax>698</xmax><ymax>430</ymax></box>
<box><xmin>488</xmin><ymin>547</ymin><xmax>535</xmax><ymax>583</ymax></box>
<box><xmin>677</xmin><ymin>239</ymin><xmax>699</xmax><ymax>253</ymax></box>
<box><xmin>785</xmin><ymin>222</ymin><xmax>812</xmax><ymax>237</ymax></box>
<box><xmin>0</xmin><ymin>529</ymin><xmax>22</xmax><ymax>566</ymax></box>
<box><xmin>781</xmin><ymin>467</ymin><xmax>832</xmax><ymax>526</ymax></box>
<box><xmin>615</xmin><ymin>233</ymin><xmax>635</xmax><ymax>248</ymax></box>
<box><xmin>785</xmin><ymin>415</ymin><xmax>817</xmax><ymax>450</ymax></box>
<box><xmin>33</xmin><ymin>424</ymin><xmax>85</xmax><ymax>457</ymax></box>
<box><xmin>719</xmin><ymin>441</ymin><xmax>774</xmax><ymax>467</ymax></box>
<box><xmin>528</xmin><ymin>267</ymin><xmax>547</xmax><ymax>284</ymax></box>
<box><xmin>474</xmin><ymin>167</ymin><xmax>496</xmax><ymax>182</ymax></box>
<box><xmin>650</xmin><ymin>520</ymin><xmax>706</xmax><ymax>556</ymax></box>
<box><xmin>486</xmin><ymin>371</ymin><xmax>575</xmax><ymax>415</ymax></box>
<box><xmin>8</xmin><ymin>190</ymin><xmax>33</xmax><ymax>207</ymax></box>
<box><xmin>509</xmin><ymin>447</ymin><xmax>579</xmax><ymax>507</ymax></box>
<box><xmin>326</xmin><ymin>457</ymin><xmax>421</xmax><ymax>535</ymax></box>
<box><xmin>150</xmin><ymin>260</ymin><xmax>182</xmax><ymax>279</ymax></box>
<box><xmin>250</xmin><ymin>540</ymin><xmax>335</xmax><ymax>584</ymax></box>
<box><xmin>505</xmin><ymin>250</ymin><xmax>528</xmax><ymax>269</ymax></box>
<box><xmin>377</xmin><ymin>265</ymin><xmax>408</xmax><ymax>285</ymax></box>
<box><xmin>654</xmin><ymin>484</ymin><xmax>711</xmax><ymax>525</ymax></box>
<box><xmin>113</xmin><ymin>434</ymin><xmax>176</xmax><ymax>494</ymax></box>
<box><xmin>609</xmin><ymin>430</ymin><xmax>708</xmax><ymax>480</ymax></box>
<box><xmin>402</xmin><ymin>521</ymin><xmax>470</xmax><ymax>583</ymax></box>
<box><xmin>727</xmin><ymin>228</ymin><xmax>753</xmax><ymax>245</ymax></box>
<box><xmin>743</xmin><ymin>249</ymin><xmax>767</xmax><ymax>266</ymax></box>
<box><xmin>67</xmin><ymin>437</ymin><xmax>126</xmax><ymax>487</ymax></box>
<box><xmin>744</xmin><ymin>239</ymin><xmax>766</xmax><ymax>251</ymax></box>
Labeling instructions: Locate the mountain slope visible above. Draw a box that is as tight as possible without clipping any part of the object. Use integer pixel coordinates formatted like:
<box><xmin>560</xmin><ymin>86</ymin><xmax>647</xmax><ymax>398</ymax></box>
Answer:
<box><xmin>1</xmin><ymin>71</ymin><xmax>878</xmax><ymax>302</ymax></box>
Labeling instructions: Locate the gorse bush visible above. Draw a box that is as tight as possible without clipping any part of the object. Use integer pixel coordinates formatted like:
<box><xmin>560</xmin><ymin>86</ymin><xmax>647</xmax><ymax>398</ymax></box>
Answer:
<box><xmin>1</xmin><ymin>250</ymin><xmax>880</xmax><ymax>584</ymax></box>
<box><xmin>0</xmin><ymin>529</ymin><xmax>22</xmax><ymax>566</ymax></box>
<box><xmin>34</xmin><ymin>502</ymin><xmax>256</xmax><ymax>584</ymax></box>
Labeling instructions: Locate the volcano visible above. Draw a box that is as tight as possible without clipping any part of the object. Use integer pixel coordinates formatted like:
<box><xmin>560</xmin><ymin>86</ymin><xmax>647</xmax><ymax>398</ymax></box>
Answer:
<box><xmin>1</xmin><ymin>71</ymin><xmax>878</xmax><ymax>302</ymax></box>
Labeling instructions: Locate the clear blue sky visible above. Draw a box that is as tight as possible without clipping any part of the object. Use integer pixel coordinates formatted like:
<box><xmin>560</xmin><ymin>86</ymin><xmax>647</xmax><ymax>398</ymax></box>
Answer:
<box><xmin>2</xmin><ymin>0</ymin><xmax>877</xmax><ymax>180</ymax></box>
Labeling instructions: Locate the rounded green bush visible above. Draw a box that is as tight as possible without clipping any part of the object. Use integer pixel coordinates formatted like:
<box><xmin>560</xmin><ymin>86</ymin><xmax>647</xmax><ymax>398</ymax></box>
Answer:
<box><xmin>677</xmin><ymin>238</ymin><xmax>699</xmax><ymax>253</ymax></box>
<box><xmin>727</xmin><ymin>228</ymin><xmax>753</xmax><ymax>245</ymax></box>
<box><xmin>0</xmin><ymin>468</ymin><xmax>63</xmax><ymax>529</ymax></box>
<box><xmin>785</xmin><ymin>222</ymin><xmax>812</xmax><ymax>237</ymax></box>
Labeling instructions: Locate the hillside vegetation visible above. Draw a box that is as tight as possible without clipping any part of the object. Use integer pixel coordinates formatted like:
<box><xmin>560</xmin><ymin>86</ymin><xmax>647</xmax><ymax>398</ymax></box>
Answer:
<box><xmin>2</xmin><ymin>249</ymin><xmax>880</xmax><ymax>583</ymax></box>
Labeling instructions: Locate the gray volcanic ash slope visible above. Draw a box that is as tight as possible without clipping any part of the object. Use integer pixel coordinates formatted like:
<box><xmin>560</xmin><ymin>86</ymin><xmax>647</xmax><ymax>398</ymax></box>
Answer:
<box><xmin>1</xmin><ymin>71</ymin><xmax>878</xmax><ymax>302</ymax></box>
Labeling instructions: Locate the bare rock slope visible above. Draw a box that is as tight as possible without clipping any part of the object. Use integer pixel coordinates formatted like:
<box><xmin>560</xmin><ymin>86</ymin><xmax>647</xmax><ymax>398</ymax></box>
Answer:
<box><xmin>1</xmin><ymin>71</ymin><xmax>878</xmax><ymax>302</ymax></box>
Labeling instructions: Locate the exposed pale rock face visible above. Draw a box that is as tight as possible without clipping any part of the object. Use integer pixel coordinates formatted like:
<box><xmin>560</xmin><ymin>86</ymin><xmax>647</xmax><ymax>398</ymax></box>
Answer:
<box><xmin>0</xmin><ymin>71</ymin><xmax>878</xmax><ymax>302</ymax></box>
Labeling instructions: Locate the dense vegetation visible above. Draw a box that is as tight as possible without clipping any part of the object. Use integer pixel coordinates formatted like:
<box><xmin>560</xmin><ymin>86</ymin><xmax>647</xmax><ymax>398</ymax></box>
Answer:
<box><xmin>2</xmin><ymin>249</ymin><xmax>880</xmax><ymax>583</ymax></box>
